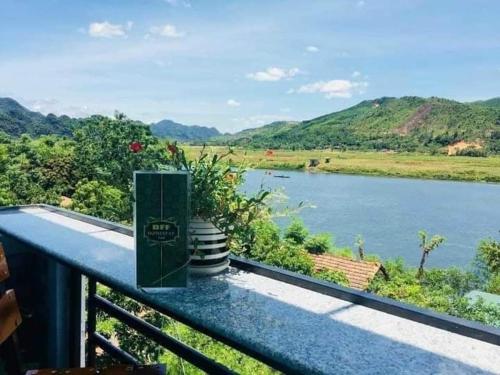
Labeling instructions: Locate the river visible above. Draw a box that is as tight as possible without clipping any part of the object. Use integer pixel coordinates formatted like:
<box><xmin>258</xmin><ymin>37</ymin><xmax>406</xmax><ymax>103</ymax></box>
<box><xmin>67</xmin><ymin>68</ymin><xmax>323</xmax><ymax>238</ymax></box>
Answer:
<box><xmin>242</xmin><ymin>170</ymin><xmax>500</xmax><ymax>268</ymax></box>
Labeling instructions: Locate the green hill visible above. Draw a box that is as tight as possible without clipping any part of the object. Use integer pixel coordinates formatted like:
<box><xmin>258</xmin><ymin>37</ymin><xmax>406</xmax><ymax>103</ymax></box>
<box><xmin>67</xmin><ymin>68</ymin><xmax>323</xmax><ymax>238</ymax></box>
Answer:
<box><xmin>474</xmin><ymin>97</ymin><xmax>500</xmax><ymax>108</ymax></box>
<box><xmin>210</xmin><ymin>121</ymin><xmax>300</xmax><ymax>144</ymax></box>
<box><xmin>0</xmin><ymin>98</ymin><xmax>76</xmax><ymax>137</ymax></box>
<box><xmin>150</xmin><ymin>119</ymin><xmax>220</xmax><ymax>141</ymax></box>
<box><xmin>216</xmin><ymin>96</ymin><xmax>500</xmax><ymax>153</ymax></box>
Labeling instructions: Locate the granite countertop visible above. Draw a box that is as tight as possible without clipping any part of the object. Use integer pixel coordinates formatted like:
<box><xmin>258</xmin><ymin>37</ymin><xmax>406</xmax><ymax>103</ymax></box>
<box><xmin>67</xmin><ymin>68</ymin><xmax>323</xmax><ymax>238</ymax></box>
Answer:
<box><xmin>0</xmin><ymin>206</ymin><xmax>499</xmax><ymax>374</ymax></box>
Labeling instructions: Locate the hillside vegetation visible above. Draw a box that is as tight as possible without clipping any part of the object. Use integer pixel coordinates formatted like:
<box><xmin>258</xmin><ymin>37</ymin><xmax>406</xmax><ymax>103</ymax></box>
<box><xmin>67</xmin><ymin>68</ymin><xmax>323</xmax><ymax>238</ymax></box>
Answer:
<box><xmin>216</xmin><ymin>97</ymin><xmax>500</xmax><ymax>153</ymax></box>
<box><xmin>150</xmin><ymin>119</ymin><xmax>220</xmax><ymax>141</ymax></box>
<box><xmin>0</xmin><ymin>98</ymin><xmax>76</xmax><ymax>137</ymax></box>
<box><xmin>0</xmin><ymin>97</ymin><xmax>220</xmax><ymax>142</ymax></box>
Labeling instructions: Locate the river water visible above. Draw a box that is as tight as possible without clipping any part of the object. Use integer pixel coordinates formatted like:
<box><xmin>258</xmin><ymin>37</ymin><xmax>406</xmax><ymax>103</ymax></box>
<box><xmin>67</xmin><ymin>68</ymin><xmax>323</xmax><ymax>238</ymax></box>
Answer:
<box><xmin>242</xmin><ymin>170</ymin><xmax>500</xmax><ymax>268</ymax></box>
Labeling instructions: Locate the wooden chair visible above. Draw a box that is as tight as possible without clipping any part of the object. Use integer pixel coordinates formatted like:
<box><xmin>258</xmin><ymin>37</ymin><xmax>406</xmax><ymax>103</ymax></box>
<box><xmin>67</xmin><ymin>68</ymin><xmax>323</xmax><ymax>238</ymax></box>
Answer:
<box><xmin>0</xmin><ymin>243</ymin><xmax>166</xmax><ymax>375</ymax></box>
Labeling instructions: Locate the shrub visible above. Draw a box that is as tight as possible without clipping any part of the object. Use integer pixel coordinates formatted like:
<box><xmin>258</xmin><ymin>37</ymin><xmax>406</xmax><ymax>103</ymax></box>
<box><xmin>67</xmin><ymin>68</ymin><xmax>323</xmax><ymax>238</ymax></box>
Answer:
<box><xmin>314</xmin><ymin>268</ymin><xmax>349</xmax><ymax>287</ymax></box>
<box><xmin>487</xmin><ymin>273</ymin><xmax>500</xmax><ymax>294</ymax></box>
<box><xmin>330</xmin><ymin>246</ymin><xmax>355</xmax><ymax>259</ymax></box>
<box><xmin>168</xmin><ymin>144</ymin><xmax>269</xmax><ymax>253</ymax></box>
<box><xmin>284</xmin><ymin>218</ymin><xmax>309</xmax><ymax>244</ymax></box>
<box><xmin>246</xmin><ymin>219</ymin><xmax>281</xmax><ymax>261</ymax></box>
<box><xmin>448</xmin><ymin>298</ymin><xmax>500</xmax><ymax>328</ymax></box>
<box><xmin>455</xmin><ymin>147</ymin><xmax>487</xmax><ymax>157</ymax></box>
<box><xmin>263</xmin><ymin>240</ymin><xmax>314</xmax><ymax>275</ymax></box>
<box><xmin>71</xmin><ymin>179</ymin><xmax>131</xmax><ymax>223</ymax></box>
<box><xmin>477</xmin><ymin>239</ymin><xmax>500</xmax><ymax>274</ymax></box>
<box><xmin>304</xmin><ymin>233</ymin><xmax>332</xmax><ymax>254</ymax></box>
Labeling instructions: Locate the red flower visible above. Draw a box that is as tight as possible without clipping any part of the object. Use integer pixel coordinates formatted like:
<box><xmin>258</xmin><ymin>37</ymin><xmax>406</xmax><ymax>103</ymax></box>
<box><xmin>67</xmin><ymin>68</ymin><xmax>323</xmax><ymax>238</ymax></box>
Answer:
<box><xmin>129</xmin><ymin>141</ymin><xmax>143</xmax><ymax>153</ymax></box>
<box><xmin>167</xmin><ymin>144</ymin><xmax>178</xmax><ymax>155</ymax></box>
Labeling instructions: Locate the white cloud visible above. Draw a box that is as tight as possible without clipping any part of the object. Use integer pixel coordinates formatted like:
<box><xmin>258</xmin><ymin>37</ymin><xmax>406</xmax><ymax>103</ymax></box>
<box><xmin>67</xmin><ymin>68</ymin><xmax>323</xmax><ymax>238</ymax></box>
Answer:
<box><xmin>226</xmin><ymin>99</ymin><xmax>240</xmax><ymax>107</ymax></box>
<box><xmin>357</xmin><ymin>1</ymin><xmax>366</xmax><ymax>7</ymax></box>
<box><xmin>247</xmin><ymin>67</ymin><xmax>300</xmax><ymax>82</ymax></box>
<box><xmin>296</xmin><ymin>79</ymin><xmax>368</xmax><ymax>99</ymax></box>
<box><xmin>306</xmin><ymin>46</ymin><xmax>319</xmax><ymax>53</ymax></box>
<box><xmin>352</xmin><ymin>71</ymin><xmax>361</xmax><ymax>78</ymax></box>
<box><xmin>149</xmin><ymin>24</ymin><xmax>185</xmax><ymax>38</ymax></box>
<box><xmin>88</xmin><ymin>21</ymin><xmax>129</xmax><ymax>38</ymax></box>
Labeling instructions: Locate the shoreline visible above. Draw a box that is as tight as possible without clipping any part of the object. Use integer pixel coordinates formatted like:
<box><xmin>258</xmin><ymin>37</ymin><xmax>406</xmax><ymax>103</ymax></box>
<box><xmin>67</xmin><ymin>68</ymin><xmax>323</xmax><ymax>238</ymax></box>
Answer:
<box><xmin>250</xmin><ymin>164</ymin><xmax>500</xmax><ymax>184</ymax></box>
<box><xmin>185</xmin><ymin>146</ymin><xmax>500</xmax><ymax>184</ymax></box>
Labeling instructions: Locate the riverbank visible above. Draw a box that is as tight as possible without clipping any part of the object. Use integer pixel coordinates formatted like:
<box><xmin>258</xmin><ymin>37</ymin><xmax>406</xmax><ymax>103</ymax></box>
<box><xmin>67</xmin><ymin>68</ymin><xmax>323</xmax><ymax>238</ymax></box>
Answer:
<box><xmin>184</xmin><ymin>146</ymin><xmax>500</xmax><ymax>183</ymax></box>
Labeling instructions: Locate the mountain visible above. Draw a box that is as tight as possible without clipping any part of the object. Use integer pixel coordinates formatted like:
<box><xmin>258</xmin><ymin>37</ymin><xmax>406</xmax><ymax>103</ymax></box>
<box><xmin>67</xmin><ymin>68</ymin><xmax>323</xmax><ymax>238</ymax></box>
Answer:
<box><xmin>215</xmin><ymin>96</ymin><xmax>500</xmax><ymax>152</ymax></box>
<box><xmin>0</xmin><ymin>98</ymin><xmax>76</xmax><ymax>137</ymax></box>
<box><xmin>474</xmin><ymin>97</ymin><xmax>500</xmax><ymax>108</ymax></box>
<box><xmin>211</xmin><ymin>121</ymin><xmax>300</xmax><ymax>145</ymax></box>
<box><xmin>150</xmin><ymin>119</ymin><xmax>220</xmax><ymax>141</ymax></box>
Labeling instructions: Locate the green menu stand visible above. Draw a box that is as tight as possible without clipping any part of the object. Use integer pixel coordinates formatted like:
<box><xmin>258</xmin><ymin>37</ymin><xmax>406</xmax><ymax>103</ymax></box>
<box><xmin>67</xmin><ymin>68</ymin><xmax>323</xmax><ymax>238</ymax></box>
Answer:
<box><xmin>134</xmin><ymin>171</ymin><xmax>190</xmax><ymax>289</ymax></box>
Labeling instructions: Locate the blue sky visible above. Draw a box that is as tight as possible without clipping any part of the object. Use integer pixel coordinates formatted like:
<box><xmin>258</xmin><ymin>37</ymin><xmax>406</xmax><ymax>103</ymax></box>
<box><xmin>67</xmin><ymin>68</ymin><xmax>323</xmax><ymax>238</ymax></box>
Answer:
<box><xmin>1</xmin><ymin>0</ymin><xmax>499</xmax><ymax>133</ymax></box>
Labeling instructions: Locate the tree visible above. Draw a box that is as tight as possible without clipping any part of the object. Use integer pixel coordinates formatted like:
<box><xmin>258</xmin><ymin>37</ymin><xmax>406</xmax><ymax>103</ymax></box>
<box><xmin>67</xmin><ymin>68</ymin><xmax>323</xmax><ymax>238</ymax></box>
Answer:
<box><xmin>477</xmin><ymin>238</ymin><xmax>500</xmax><ymax>274</ymax></box>
<box><xmin>284</xmin><ymin>218</ymin><xmax>309</xmax><ymax>244</ymax></box>
<box><xmin>73</xmin><ymin>115</ymin><xmax>167</xmax><ymax>191</ymax></box>
<box><xmin>71</xmin><ymin>180</ymin><xmax>131</xmax><ymax>223</ymax></box>
<box><xmin>304</xmin><ymin>233</ymin><xmax>332</xmax><ymax>254</ymax></box>
<box><xmin>417</xmin><ymin>231</ymin><xmax>445</xmax><ymax>278</ymax></box>
<box><xmin>355</xmin><ymin>235</ymin><xmax>365</xmax><ymax>260</ymax></box>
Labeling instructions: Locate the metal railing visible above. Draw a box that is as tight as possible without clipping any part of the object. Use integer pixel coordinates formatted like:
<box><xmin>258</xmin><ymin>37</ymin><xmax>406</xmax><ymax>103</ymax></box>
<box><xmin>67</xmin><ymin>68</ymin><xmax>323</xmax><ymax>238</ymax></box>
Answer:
<box><xmin>86</xmin><ymin>278</ymin><xmax>236</xmax><ymax>374</ymax></box>
<box><xmin>1</xmin><ymin>204</ymin><xmax>498</xmax><ymax>374</ymax></box>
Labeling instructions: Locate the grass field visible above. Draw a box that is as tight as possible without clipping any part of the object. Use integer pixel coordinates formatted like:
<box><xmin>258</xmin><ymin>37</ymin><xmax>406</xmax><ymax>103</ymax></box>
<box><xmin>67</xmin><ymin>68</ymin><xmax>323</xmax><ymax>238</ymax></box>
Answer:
<box><xmin>184</xmin><ymin>146</ymin><xmax>500</xmax><ymax>183</ymax></box>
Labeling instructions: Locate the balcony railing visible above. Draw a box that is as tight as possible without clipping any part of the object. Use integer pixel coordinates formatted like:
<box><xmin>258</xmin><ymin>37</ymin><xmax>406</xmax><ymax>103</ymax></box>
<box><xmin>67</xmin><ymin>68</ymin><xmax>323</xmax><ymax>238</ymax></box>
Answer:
<box><xmin>0</xmin><ymin>204</ymin><xmax>499</xmax><ymax>374</ymax></box>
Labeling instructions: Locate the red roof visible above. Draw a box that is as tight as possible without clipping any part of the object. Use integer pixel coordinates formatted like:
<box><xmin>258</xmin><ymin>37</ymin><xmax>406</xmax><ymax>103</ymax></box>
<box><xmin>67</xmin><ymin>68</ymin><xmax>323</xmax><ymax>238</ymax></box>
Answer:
<box><xmin>311</xmin><ymin>253</ymin><xmax>383</xmax><ymax>290</ymax></box>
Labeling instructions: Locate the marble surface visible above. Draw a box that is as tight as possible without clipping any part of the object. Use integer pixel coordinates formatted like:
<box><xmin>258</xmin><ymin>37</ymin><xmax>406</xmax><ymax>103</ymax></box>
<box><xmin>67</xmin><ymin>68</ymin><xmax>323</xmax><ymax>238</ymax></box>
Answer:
<box><xmin>0</xmin><ymin>206</ymin><xmax>499</xmax><ymax>374</ymax></box>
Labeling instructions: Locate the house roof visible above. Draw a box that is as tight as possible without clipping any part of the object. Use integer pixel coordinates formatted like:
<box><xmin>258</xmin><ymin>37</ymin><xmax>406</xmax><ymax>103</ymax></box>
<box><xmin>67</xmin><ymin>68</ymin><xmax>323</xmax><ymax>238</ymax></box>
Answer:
<box><xmin>311</xmin><ymin>253</ymin><xmax>383</xmax><ymax>290</ymax></box>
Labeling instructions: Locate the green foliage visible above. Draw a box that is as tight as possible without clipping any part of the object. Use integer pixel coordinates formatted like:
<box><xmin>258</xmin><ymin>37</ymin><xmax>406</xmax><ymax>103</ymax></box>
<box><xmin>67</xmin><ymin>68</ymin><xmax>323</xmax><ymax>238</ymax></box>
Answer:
<box><xmin>477</xmin><ymin>238</ymin><xmax>500</xmax><ymax>274</ymax></box>
<box><xmin>329</xmin><ymin>246</ymin><xmax>355</xmax><ymax>259</ymax></box>
<box><xmin>304</xmin><ymin>233</ymin><xmax>332</xmax><ymax>254</ymax></box>
<box><xmin>0</xmin><ymin>135</ymin><xmax>76</xmax><ymax>205</ymax></box>
<box><xmin>475</xmin><ymin>238</ymin><xmax>500</xmax><ymax>294</ymax></box>
<box><xmin>74</xmin><ymin>115</ymin><xmax>167</xmax><ymax>191</ymax></box>
<box><xmin>417</xmin><ymin>230</ymin><xmax>446</xmax><ymax>277</ymax></box>
<box><xmin>314</xmin><ymin>268</ymin><xmax>349</xmax><ymax>286</ymax></box>
<box><xmin>167</xmin><ymin>143</ymin><xmax>270</xmax><ymax>252</ymax></box>
<box><xmin>215</xmin><ymin>96</ymin><xmax>500</xmax><ymax>154</ymax></box>
<box><xmin>455</xmin><ymin>147</ymin><xmax>488</xmax><ymax>157</ymax></box>
<box><xmin>447</xmin><ymin>298</ymin><xmax>500</xmax><ymax>328</ymax></box>
<box><xmin>72</xmin><ymin>180</ymin><xmax>131</xmax><ymax>222</ymax></box>
<box><xmin>245</xmin><ymin>219</ymin><xmax>281</xmax><ymax>261</ymax></box>
<box><xmin>284</xmin><ymin>218</ymin><xmax>309</xmax><ymax>244</ymax></box>
<box><xmin>262</xmin><ymin>240</ymin><xmax>314</xmax><ymax>275</ymax></box>
<box><xmin>150</xmin><ymin>119</ymin><xmax>220</xmax><ymax>141</ymax></box>
<box><xmin>486</xmin><ymin>273</ymin><xmax>500</xmax><ymax>294</ymax></box>
<box><xmin>0</xmin><ymin>97</ymin><xmax>76</xmax><ymax>137</ymax></box>
<box><xmin>369</xmin><ymin>255</ymin><xmax>500</xmax><ymax>327</ymax></box>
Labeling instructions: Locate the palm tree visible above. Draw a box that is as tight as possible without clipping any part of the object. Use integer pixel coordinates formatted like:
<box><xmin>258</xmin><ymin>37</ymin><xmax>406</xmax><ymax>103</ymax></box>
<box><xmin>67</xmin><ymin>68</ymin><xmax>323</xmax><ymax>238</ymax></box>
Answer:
<box><xmin>417</xmin><ymin>230</ymin><xmax>445</xmax><ymax>278</ymax></box>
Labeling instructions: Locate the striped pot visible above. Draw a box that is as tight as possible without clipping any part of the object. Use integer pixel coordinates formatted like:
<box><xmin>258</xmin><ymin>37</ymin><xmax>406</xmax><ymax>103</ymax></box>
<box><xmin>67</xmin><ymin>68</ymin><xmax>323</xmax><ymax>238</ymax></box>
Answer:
<box><xmin>188</xmin><ymin>217</ymin><xmax>230</xmax><ymax>275</ymax></box>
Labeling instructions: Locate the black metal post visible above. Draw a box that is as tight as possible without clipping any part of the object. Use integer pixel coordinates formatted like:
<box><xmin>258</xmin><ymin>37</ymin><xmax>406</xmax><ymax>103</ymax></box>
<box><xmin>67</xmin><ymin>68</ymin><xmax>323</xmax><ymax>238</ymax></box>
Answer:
<box><xmin>68</xmin><ymin>270</ymin><xmax>83</xmax><ymax>367</ymax></box>
<box><xmin>86</xmin><ymin>277</ymin><xmax>97</xmax><ymax>367</ymax></box>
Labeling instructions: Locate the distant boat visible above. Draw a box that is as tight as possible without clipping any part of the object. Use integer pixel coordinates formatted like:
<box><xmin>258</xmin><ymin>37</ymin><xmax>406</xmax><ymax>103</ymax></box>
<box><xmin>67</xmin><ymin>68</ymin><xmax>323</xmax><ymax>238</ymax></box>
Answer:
<box><xmin>274</xmin><ymin>175</ymin><xmax>290</xmax><ymax>178</ymax></box>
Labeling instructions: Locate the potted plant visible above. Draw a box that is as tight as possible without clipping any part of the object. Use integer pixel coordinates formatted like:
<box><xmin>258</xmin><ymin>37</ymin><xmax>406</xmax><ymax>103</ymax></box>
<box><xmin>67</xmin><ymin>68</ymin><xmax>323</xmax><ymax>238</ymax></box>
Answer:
<box><xmin>167</xmin><ymin>143</ymin><xmax>269</xmax><ymax>275</ymax></box>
